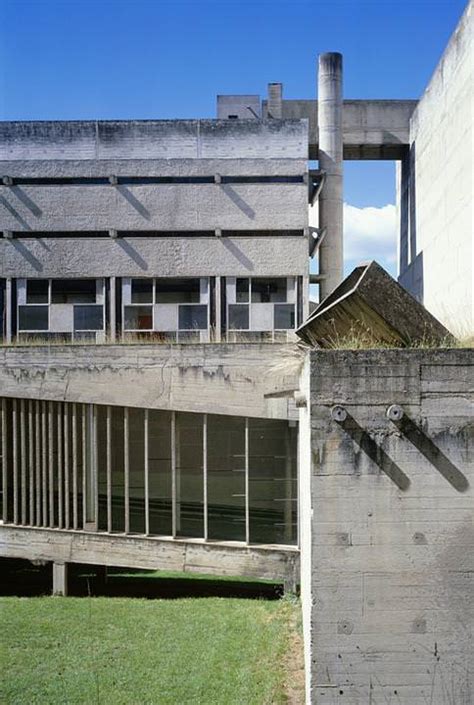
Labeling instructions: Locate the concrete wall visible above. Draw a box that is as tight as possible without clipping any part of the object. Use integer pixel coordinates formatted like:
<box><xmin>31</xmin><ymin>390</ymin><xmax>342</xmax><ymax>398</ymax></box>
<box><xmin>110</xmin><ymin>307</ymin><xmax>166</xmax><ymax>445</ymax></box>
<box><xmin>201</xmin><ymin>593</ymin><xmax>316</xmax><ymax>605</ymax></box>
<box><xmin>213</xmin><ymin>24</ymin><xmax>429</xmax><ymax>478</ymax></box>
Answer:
<box><xmin>0</xmin><ymin>343</ymin><xmax>301</xmax><ymax>420</ymax></box>
<box><xmin>0</xmin><ymin>120</ymin><xmax>307</xmax><ymax>161</ymax></box>
<box><xmin>305</xmin><ymin>348</ymin><xmax>473</xmax><ymax>704</ymax></box>
<box><xmin>1</xmin><ymin>236</ymin><xmax>308</xmax><ymax>279</ymax></box>
<box><xmin>398</xmin><ymin>3</ymin><xmax>473</xmax><ymax>335</ymax></box>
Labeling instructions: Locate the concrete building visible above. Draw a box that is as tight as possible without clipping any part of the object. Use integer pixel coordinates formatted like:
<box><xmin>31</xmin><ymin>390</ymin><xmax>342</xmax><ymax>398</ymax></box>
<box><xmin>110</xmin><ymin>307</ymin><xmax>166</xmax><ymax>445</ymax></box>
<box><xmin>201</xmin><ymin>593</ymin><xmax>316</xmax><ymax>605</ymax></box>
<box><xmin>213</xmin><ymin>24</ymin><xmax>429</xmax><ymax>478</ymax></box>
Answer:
<box><xmin>0</xmin><ymin>3</ymin><xmax>472</xmax><ymax>704</ymax></box>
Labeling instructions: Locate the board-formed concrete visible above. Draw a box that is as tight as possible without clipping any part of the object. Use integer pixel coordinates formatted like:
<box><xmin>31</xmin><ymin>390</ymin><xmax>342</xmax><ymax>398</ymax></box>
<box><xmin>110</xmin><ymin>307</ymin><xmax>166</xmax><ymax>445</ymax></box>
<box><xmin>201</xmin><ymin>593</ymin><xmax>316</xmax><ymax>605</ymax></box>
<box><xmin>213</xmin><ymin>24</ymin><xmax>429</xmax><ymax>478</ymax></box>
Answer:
<box><xmin>303</xmin><ymin>348</ymin><xmax>473</xmax><ymax>704</ymax></box>
<box><xmin>0</xmin><ymin>343</ymin><xmax>301</xmax><ymax>419</ymax></box>
<box><xmin>0</xmin><ymin>525</ymin><xmax>300</xmax><ymax>584</ymax></box>
<box><xmin>398</xmin><ymin>2</ymin><xmax>473</xmax><ymax>335</ymax></box>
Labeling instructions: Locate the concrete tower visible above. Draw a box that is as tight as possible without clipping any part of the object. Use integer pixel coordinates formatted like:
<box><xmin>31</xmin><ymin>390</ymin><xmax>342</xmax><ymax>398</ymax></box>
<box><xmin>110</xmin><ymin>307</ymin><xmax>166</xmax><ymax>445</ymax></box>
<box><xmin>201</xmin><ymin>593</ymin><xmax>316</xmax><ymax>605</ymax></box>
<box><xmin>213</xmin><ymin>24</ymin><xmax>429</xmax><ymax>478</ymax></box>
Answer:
<box><xmin>318</xmin><ymin>52</ymin><xmax>344</xmax><ymax>300</ymax></box>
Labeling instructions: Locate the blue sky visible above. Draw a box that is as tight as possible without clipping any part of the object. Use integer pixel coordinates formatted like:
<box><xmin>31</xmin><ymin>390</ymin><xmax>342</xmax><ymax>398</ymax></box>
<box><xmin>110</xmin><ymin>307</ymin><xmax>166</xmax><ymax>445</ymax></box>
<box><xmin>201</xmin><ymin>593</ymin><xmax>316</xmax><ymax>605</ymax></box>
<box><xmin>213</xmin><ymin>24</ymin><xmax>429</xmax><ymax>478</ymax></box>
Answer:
<box><xmin>0</xmin><ymin>0</ymin><xmax>467</xmax><ymax>277</ymax></box>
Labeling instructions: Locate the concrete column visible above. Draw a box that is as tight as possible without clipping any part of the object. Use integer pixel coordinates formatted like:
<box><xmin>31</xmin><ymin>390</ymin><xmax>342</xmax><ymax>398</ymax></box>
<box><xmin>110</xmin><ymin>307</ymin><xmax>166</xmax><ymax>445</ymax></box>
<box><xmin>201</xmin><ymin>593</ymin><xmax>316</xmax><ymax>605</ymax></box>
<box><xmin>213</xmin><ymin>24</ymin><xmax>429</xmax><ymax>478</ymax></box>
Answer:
<box><xmin>52</xmin><ymin>561</ymin><xmax>68</xmax><ymax>596</ymax></box>
<box><xmin>267</xmin><ymin>83</ymin><xmax>283</xmax><ymax>119</ymax></box>
<box><xmin>318</xmin><ymin>53</ymin><xmax>343</xmax><ymax>300</ymax></box>
<box><xmin>109</xmin><ymin>276</ymin><xmax>116</xmax><ymax>342</ymax></box>
<box><xmin>5</xmin><ymin>278</ymin><xmax>12</xmax><ymax>343</ymax></box>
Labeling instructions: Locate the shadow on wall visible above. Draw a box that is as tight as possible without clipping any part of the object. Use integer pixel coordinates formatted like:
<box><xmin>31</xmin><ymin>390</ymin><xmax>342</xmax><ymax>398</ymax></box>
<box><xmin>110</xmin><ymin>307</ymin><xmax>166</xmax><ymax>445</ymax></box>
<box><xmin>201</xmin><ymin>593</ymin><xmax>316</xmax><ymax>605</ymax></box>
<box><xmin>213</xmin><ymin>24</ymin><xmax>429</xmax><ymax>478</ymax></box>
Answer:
<box><xmin>336</xmin><ymin>410</ymin><xmax>469</xmax><ymax>492</ymax></box>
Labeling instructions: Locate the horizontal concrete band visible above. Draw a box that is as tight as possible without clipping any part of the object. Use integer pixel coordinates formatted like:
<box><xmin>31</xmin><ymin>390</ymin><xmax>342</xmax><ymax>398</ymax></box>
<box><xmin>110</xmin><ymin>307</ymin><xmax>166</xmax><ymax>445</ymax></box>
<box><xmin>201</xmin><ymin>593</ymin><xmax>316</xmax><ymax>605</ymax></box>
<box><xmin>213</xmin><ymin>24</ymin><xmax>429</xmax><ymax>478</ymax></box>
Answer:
<box><xmin>1</xmin><ymin>235</ymin><xmax>309</xmax><ymax>278</ymax></box>
<box><xmin>0</xmin><ymin>525</ymin><xmax>300</xmax><ymax>582</ymax></box>
<box><xmin>0</xmin><ymin>158</ymin><xmax>308</xmax><ymax>178</ymax></box>
<box><xmin>0</xmin><ymin>182</ymin><xmax>307</xmax><ymax>232</ymax></box>
<box><xmin>0</xmin><ymin>119</ymin><xmax>309</xmax><ymax>161</ymax></box>
<box><xmin>0</xmin><ymin>343</ymin><xmax>300</xmax><ymax>419</ymax></box>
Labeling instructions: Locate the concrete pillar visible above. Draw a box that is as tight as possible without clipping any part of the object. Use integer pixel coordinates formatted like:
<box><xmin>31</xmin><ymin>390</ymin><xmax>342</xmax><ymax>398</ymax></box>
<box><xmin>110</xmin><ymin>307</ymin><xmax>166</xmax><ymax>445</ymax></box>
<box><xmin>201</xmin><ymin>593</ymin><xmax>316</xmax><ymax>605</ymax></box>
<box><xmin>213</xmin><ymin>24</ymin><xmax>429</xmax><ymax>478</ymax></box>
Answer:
<box><xmin>267</xmin><ymin>83</ymin><xmax>283</xmax><ymax>119</ymax></box>
<box><xmin>109</xmin><ymin>276</ymin><xmax>116</xmax><ymax>342</ymax></box>
<box><xmin>52</xmin><ymin>561</ymin><xmax>68</xmax><ymax>596</ymax></box>
<box><xmin>5</xmin><ymin>278</ymin><xmax>12</xmax><ymax>343</ymax></box>
<box><xmin>318</xmin><ymin>53</ymin><xmax>343</xmax><ymax>300</ymax></box>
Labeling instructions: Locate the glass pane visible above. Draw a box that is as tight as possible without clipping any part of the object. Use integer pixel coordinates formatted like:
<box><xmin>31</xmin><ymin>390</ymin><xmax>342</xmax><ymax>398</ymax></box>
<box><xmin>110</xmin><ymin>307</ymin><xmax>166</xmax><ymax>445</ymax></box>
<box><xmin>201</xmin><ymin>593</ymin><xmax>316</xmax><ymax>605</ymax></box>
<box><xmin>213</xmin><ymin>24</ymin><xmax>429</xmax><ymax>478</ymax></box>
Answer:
<box><xmin>18</xmin><ymin>305</ymin><xmax>49</xmax><ymax>331</ymax></box>
<box><xmin>131</xmin><ymin>279</ymin><xmax>153</xmax><ymax>303</ymax></box>
<box><xmin>236</xmin><ymin>278</ymin><xmax>249</xmax><ymax>303</ymax></box>
<box><xmin>251</xmin><ymin>278</ymin><xmax>287</xmax><ymax>303</ymax></box>
<box><xmin>178</xmin><ymin>305</ymin><xmax>208</xmax><ymax>330</ymax></box>
<box><xmin>129</xmin><ymin>407</ymin><xmax>145</xmax><ymax>534</ymax></box>
<box><xmin>156</xmin><ymin>278</ymin><xmax>200</xmax><ymax>303</ymax></box>
<box><xmin>74</xmin><ymin>305</ymin><xmax>103</xmax><ymax>331</ymax></box>
<box><xmin>52</xmin><ymin>279</ymin><xmax>96</xmax><ymax>304</ymax></box>
<box><xmin>207</xmin><ymin>415</ymin><xmax>246</xmax><ymax>541</ymax></box>
<box><xmin>148</xmin><ymin>410</ymin><xmax>172</xmax><ymax>536</ymax></box>
<box><xmin>228</xmin><ymin>304</ymin><xmax>249</xmax><ymax>330</ymax></box>
<box><xmin>110</xmin><ymin>407</ymin><xmax>125</xmax><ymax>532</ymax></box>
<box><xmin>176</xmin><ymin>412</ymin><xmax>203</xmax><ymax>538</ymax></box>
<box><xmin>274</xmin><ymin>304</ymin><xmax>295</xmax><ymax>330</ymax></box>
<box><xmin>26</xmin><ymin>280</ymin><xmax>49</xmax><ymax>304</ymax></box>
<box><xmin>248</xmin><ymin>419</ymin><xmax>297</xmax><ymax>545</ymax></box>
<box><xmin>123</xmin><ymin>306</ymin><xmax>153</xmax><ymax>330</ymax></box>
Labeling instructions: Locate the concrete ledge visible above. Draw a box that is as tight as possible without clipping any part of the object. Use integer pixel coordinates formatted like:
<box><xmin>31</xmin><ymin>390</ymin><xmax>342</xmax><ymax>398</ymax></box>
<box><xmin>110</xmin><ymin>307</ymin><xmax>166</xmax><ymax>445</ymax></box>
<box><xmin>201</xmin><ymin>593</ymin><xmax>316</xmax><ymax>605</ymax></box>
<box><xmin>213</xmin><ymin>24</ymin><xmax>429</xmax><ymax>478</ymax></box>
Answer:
<box><xmin>0</xmin><ymin>525</ymin><xmax>299</xmax><ymax>583</ymax></box>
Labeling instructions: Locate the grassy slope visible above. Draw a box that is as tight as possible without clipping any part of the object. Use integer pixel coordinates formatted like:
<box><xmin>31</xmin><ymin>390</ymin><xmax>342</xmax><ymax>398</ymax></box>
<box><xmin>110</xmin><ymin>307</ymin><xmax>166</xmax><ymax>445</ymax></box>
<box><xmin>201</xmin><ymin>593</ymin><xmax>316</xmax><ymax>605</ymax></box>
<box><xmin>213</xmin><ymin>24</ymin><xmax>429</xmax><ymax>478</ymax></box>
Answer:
<box><xmin>1</xmin><ymin>596</ymin><xmax>300</xmax><ymax>705</ymax></box>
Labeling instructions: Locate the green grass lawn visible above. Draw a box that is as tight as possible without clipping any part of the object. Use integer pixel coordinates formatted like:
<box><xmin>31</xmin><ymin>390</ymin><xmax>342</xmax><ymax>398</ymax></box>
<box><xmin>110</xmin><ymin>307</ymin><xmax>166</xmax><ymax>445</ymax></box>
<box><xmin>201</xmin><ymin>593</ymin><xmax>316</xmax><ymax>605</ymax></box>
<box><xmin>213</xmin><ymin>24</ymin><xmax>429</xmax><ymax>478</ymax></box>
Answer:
<box><xmin>1</xmin><ymin>595</ymin><xmax>303</xmax><ymax>705</ymax></box>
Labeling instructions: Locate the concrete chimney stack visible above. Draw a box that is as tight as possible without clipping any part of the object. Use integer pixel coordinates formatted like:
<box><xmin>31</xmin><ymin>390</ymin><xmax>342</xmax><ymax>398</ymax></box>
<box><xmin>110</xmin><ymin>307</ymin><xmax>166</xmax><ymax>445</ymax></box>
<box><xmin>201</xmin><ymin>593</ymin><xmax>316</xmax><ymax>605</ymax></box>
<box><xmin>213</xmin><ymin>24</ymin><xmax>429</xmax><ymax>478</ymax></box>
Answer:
<box><xmin>317</xmin><ymin>52</ymin><xmax>343</xmax><ymax>300</ymax></box>
<box><xmin>267</xmin><ymin>83</ymin><xmax>283</xmax><ymax>119</ymax></box>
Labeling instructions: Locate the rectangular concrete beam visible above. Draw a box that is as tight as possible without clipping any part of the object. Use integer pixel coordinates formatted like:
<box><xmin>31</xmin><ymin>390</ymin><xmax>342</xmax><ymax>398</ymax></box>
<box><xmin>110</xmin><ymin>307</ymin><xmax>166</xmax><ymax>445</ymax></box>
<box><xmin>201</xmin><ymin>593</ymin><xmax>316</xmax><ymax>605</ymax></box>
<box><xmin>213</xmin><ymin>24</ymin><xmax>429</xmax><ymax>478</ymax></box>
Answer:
<box><xmin>274</xmin><ymin>99</ymin><xmax>418</xmax><ymax>159</ymax></box>
<box><xmin>0</xmin><ymin>525</ymin><xmax>300</xmax><ymax>583</ymax></box>
<box><xmin>0</xmin><ymin>343</ymin><xmax>301</xmax><ymax>420</ymax></box>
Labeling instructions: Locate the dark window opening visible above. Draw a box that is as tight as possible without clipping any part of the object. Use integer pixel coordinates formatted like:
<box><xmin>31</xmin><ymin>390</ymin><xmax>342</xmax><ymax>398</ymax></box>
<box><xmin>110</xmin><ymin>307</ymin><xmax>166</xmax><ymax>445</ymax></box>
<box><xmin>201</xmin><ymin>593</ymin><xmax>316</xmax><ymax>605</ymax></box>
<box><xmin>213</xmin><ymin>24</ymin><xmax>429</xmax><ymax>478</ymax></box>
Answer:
<box><xmin>18</xmin><ymin>305</ymin><xmax>49</xmax><ymax>331</ymax></box>
<box><xmin>178</xmin><ymin>305</ymin><xmax>208</xmax><ymax>330</ymax></box>
<box><xmin>124</xmin><ymin>306</ymin><xmax>153</xmax><ymax>331</ymax></box>
<box><xmin>73</xmin><ymin>305</ymin><xmax>103</xmax><ymax>331</ymax></box>
<box><xmin>131</xmin><ymin>279</ymin><xmax>153</xmax><ymax>304</ymax></box>
<box><xmin>228</xmin><ymin>304</ymin><xmax>249</xmax><ymax>330</ymax></box>
<box><xmin>26</xmin><ymin>280</ymin><xmax>49</xmax><ymax>304</ymax></box>
<box><xmin>155</xmin><ymin>278</ymin><xmax>200</xmax><ymax>304</ymax></box>
<box><xmin>274</xmin><ymin>304</ymin><xmax>295</xmax><ymax>330</ymax></box>
<box><xmin>236</xmin><ymin>278</ymin><xmax>250</xmax><ymax>303</ymax></box>
<box><xmin>51</xmin><ymin>279</ymin><xmax>97</xmax><ymax>304</ymax></box>
<box><xmin>251</xmin><ymin>278</ymin><xmax>287</xmax><ymax>303</ymax></box>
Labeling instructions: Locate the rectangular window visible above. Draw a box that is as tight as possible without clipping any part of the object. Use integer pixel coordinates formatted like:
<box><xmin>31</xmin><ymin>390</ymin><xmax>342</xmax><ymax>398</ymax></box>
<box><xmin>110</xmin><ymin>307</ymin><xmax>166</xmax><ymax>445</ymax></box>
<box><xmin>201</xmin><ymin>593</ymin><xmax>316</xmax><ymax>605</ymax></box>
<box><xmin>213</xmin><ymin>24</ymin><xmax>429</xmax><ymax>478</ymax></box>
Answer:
<box><xmin>156</xmin><ymin>278</ymin><xmax>200</xmax><ymax>304</ymax></box>
<box><xmin>131</xmin><ymin>279</ymin><xmax>153</xmax><ymax>304</ymax></box>
<box><xmin>228</xmin><ymin>304</ymin><xmax>249</xmax><ymax>330</ymax></box>
<box><xmin>52</xmin><ymin>279</ymin><xmax>96</xmax><ymax>304</ymax></box>
<box><xmin>18</xmin><ymin>305</ymin><xmax>49</xmax><ymax>331</ymax></box>
<box><xmin>236</xmin><ymin>278</ymin><xmax>250</xmax><ymax>303</ymax></box>
<box><xmin>274</xmin><ymin>304</ymin><xmax>295</xmax><ymax>330</ymax></box>
<box><xmin>124</xmin><ymin>306</ymin><xmax>153</xmax><ymax>330</ymax></box>
<box><xmin>251</xmin><ymin>278</ymin><xmax>287</xmax><ymax>303</ymax></box>
<box><xmin>73</xmin><ymin>305</ymin><xmax>103</xmax><ymax>331</ymax></box>
<box><xmin>178</xmin><ymin>305</ymin><xmax>208</xmax><ymax>330</ymax></box>
<box><xmin>176</xmin><ymin>412</ymin><xmax>204</xmax><ymax>538</ymax></box>
<box><xmin>26</xmin><ymin>280</ymin><xmax>49</xmax><ymax>304</ymax></box>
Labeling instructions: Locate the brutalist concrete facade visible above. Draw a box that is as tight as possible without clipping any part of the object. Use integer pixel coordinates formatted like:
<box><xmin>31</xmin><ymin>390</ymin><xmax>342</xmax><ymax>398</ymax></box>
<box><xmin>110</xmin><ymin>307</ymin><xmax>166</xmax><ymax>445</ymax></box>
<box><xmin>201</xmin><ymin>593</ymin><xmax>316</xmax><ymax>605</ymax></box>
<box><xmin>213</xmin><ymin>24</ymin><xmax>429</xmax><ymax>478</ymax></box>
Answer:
<box><xmin>301</xmin><ymin>349</ymin><xmax>473</xmax><ymax>704</ymax></box>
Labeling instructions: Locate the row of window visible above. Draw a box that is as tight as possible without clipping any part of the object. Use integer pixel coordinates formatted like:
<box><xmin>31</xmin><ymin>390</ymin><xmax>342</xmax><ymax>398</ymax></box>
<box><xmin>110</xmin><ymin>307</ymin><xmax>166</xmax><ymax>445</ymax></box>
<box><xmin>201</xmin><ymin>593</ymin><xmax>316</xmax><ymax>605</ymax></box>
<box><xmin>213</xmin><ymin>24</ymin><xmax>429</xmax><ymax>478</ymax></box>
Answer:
<box><xmin>2</xmin><ymin>276</ymin><xmax>302</xmax><ymax>341</ymax></box>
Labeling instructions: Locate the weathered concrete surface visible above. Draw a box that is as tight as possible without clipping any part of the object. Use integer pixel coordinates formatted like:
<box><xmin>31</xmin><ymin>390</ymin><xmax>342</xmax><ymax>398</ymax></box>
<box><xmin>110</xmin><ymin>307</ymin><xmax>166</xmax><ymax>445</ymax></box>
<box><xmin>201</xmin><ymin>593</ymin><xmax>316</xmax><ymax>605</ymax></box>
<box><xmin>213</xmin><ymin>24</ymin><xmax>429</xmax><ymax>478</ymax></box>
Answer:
<box><xmin>0</xmin><ymin>181</ymin><xmax>307</xmax><ymax>233</ymax></box>
<box><xmin>0</xmin><ymin>525</ymin><xmax>299</xmax><ymax>583</ymax></box>
<box><xmin>0</xmin><ymin>236</ymin><xmax>308</xmax><ymax>278</ymax></box>
<box><xmin>304</xmin><ymin>349</ymin><xmax>473</xmax><ymax>704</ymax></box>
<box><xmin>0</xmin><ymin>119</ymin><xmax>307</xmax><ymax>161</ymax></box>
<box><xmin>0</xmin><ymin>343</ymin><xmax>300</xmax><ymax>419</ymax></box>
<box><xmin>398</xmin><ymin>3</ymin><xmax>473</xmax><ymax>335</ymax></box>
<box><xmin>271</xmin><ymin>99</ymin><xmax>417</xmax><ymax>159</ymax></box>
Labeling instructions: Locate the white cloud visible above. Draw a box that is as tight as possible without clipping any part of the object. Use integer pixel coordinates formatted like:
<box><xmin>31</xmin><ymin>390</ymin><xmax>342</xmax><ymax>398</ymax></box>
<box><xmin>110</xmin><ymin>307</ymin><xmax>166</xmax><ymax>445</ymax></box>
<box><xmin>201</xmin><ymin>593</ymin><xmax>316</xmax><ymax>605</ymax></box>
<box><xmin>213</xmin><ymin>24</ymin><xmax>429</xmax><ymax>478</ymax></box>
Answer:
<box><xmin>343</xmin><ymin>202</ymin><xmax>397</xmax><ymax>264</ymax></box>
